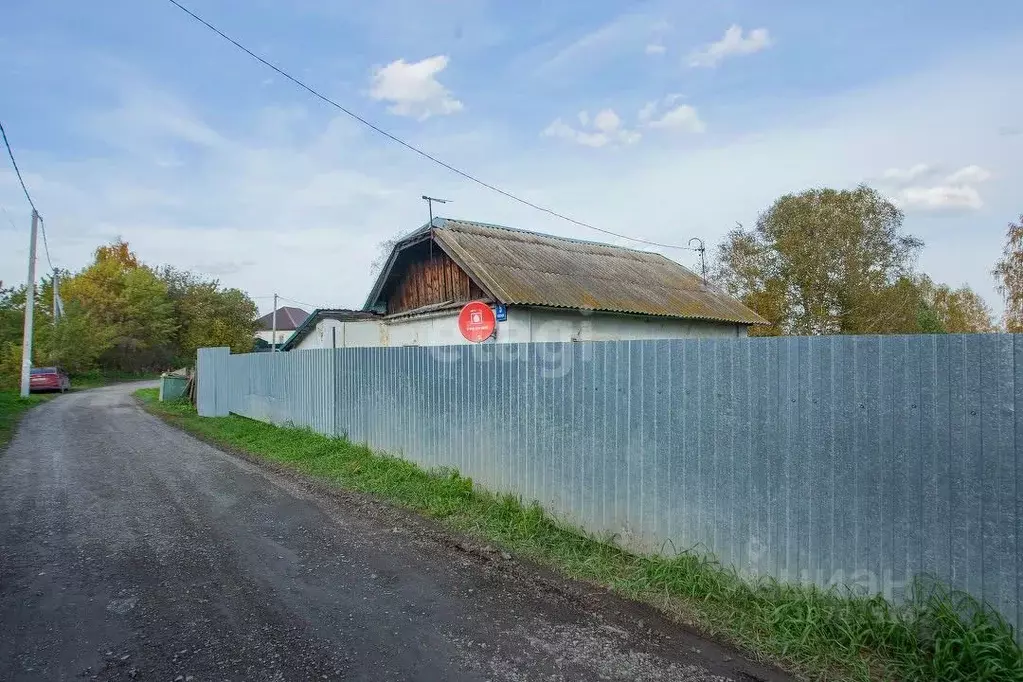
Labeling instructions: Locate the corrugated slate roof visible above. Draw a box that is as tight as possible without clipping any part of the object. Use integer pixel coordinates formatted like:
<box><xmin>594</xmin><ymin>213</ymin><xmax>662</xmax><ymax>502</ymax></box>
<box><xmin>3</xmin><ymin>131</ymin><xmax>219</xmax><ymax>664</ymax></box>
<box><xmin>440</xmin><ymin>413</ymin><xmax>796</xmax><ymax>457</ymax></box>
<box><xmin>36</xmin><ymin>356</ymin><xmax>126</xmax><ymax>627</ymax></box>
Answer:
<box><xmin>254</xmin><ymin>306</ymin><xmax>309</xmax><ymax>331</ymax></box>
<box><xmin>427</xmin><ymin>219</ymin><xmax>766</xmax><ymax>324</ymax></box>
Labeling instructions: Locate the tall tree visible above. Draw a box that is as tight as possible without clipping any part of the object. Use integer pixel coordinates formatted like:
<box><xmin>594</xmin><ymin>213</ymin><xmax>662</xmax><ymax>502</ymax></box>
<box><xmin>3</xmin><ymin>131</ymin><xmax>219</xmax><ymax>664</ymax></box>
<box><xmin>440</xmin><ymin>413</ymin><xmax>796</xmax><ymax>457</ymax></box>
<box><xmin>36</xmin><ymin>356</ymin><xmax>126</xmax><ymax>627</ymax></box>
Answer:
<box><xmin>160</xmin><ymin>266</ymin><xmax>258</xmax><ymax>361</ymax></box>
<box><xmin>2</xmin><ymin>242</ymin><xmax>261</xmax><ymax>379</ymax></box>
<box><xmin>993</xmin><ymin>215</ymin><xmax>1023</xmax><ymax>332</ymax></box>
<box><xmin>61</xmin><ymin>240</ymin><xmax>177</xmax><ymax>371</ymax></box>
<box><xmin>715</xmin><ymin>185</ymin><xmax>923</xmax><ymax>335</ymax></box>
<box><xmin>924</xmin><ymin>276</ymin><xmax>994</xmax><ymax>331</ymax></box>
<box><xmin>0</xmin><ymin>283</ymin><xmax>51</xmax><ymax>369</ymax></box>
<box><xmin>0</xmin><ymin>285</ymin><xmax>26</xmax><ymax>350</ymax></box>
<box><xmin>0</xmin><ymin>342</ymin><xmax>22</xmax><ymax>391</ymax></box>
<box><xmin>370</xmin><ymin>231</ymin><xmax>406</xmax><ymax>276</ymax></box>
<box><xmin>40</xmin><ymin>301</ymin><xmax>116</xmax><ymax>374</ymax></box>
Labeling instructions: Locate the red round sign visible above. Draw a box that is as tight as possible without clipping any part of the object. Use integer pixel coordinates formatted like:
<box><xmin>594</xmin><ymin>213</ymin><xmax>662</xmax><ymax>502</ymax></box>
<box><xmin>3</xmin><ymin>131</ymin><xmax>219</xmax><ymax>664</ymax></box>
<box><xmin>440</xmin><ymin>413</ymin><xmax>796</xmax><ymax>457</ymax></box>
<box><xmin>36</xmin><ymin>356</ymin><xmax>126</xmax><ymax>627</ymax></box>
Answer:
<box><xmin>458</xmin><ymin>301</ymin><xmax>496</xmax><ymax>342</ymax></box>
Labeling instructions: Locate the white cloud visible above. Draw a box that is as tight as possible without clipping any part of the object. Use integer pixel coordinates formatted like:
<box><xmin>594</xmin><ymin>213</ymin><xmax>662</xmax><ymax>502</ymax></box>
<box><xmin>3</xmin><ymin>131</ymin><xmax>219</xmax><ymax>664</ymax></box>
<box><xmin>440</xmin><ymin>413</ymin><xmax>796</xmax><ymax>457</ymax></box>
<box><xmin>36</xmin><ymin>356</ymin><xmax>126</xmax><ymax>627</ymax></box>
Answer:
<box><xmin>544</xmin><ymin>98</ymin><xmax>702</xmax><ymax>147</ymax></box>
<box><xmin>896</xmin><ymin>185</ymin><xmax>983</xmax><ymax>210</ymax></box>
<box><xmin>82</xmin><ymin>87</ymin><xmax>227</xmax><ymax>155</ymax></box>
<box><xmin>879</xmin><ymin>164</ymin><xmax>991</xmax><ymax>211</ymax></box>
<box><xmin>645</xmin><ymin>43</ymin><xmax>666</xmax><ymax>55</ymax></box>
<box><xmin>882</xmin><ymin>163</ymin><xmax>932</xmax><ymax>183</ymax></box>
<box><xmin>2</xmin><ymin>38</ymin><xmax>1019</xmax><ymax>322</ymax></box>
<box><xmin>646</xmin><ymin>105</ymin><xmax>705</xmax><ymax>133</ymax></box>
<box><xmin>945</xmin><ymin>164</ymin><xmax>992</xmax><ymax>184</ymax></box>
<box><xmin>0</xmin><ymin>80</ymin><xmax>435</xmax><ymax>312</ymax></box>
<box><xmin>542</xmin><ymin>108</ymin><xmax>640</xmax><ymax>148</ymax></box>
<box><xmin>369</xmin><ymin>55</ymin><xmax>463</xmax><ymax>120</ymax></box>
<box><xmin>688</xmin><ymin>25</ymin><xmax>772</xmax><ymax>68</ymax></box>
<box><xmin>593</xmin><ymin>109</ymin><xmax>621</xmax><ymax>133</ymax></box>
<box><xmin>636</xmin><ymin>96</ymin><xmax>705</xmax><ymax>133</ymax></box>
<box><xmin>542</xmin><ymin>119</ymin><xmax>611</xmax><ymax>148</ymax></box>
<box><xmin>638</xmin><ymin>101</ymin><xmax>658</xmax><ymax>123</ymax></box>
<box><xmin>618</xmin><ymin>129</ymin><xmax>642</xmax><ymax>145</ymax></box>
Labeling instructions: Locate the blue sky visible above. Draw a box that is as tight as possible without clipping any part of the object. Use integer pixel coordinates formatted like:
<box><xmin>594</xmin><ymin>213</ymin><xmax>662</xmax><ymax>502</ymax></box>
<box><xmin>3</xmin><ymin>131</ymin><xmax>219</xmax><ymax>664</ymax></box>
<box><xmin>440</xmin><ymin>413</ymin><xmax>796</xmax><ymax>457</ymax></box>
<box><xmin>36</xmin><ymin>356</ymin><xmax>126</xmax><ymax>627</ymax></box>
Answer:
<box><xmin>2</xmin><ymin>0</ymin><xmax>1021</xmax><ymax>316</ymax></box>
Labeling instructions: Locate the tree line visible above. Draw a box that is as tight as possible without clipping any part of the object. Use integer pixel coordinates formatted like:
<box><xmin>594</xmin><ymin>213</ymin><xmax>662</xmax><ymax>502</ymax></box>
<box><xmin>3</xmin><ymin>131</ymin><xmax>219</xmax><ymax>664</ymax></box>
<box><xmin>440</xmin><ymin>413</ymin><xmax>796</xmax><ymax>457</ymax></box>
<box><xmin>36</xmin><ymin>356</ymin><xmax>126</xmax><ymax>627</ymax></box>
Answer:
<box><xmin>2</xmin><ymin>187</ymin><xmax>1020</xmax><ymax>390</ymax></box>
<box><xmin>0</xmin><ymin>240</ymin><xmax>257</xmax><ymax>388</ymax></box>
<box><xmin>714</xmin><ymin>185</ymin><xmax>1021</xmax><ymax>335</ymax></box>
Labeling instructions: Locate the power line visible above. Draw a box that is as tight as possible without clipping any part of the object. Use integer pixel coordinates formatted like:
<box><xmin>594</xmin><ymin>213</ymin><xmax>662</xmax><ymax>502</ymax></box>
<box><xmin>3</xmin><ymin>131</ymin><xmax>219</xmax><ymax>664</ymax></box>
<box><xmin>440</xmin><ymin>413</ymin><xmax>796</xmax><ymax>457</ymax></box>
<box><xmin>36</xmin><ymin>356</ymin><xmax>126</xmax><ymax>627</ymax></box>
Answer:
<box><xmin>0</xmin><ymin>204</ymin><xmax>19</xmax><ymax>231</ymax></box>
<box><xmin>162</xmin><ymin>0</ymin><xmax>701</xmax><ymax>253</ymax></box>
<box><xmin>278</xmin><ymin>295</ymin><xmax>331</xmax><ymax>310</ymax></box>
<box><xmin>0</xmin><ymin>120</ymin><xmax>37</xmax><ymax>214</ymax></box>
<box><xmin>3</xmin><ymin>206</ymin><xmax>55</xmax><ymax>271</ymax></box>
<box><xmin>1</xmin><ymin>122</ymin><xmax>55</xmax><ymax>269</ymax></box>
<box><xmin>253</xmin><ymin>294</ymin><xmax>334</xmax><ymax>310</ymax></box>
<box><xmin>38</xmin><ymin>215</ymin><xmax>54</xmax><ymax>270</ymax></box>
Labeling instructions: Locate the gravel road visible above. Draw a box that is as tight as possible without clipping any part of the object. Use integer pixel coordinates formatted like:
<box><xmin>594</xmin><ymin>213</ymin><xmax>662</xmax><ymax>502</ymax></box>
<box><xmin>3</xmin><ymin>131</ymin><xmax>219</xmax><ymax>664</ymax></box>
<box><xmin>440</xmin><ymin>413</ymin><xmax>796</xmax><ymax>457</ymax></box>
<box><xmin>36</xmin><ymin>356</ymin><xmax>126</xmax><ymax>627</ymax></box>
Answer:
<box><xmin>0</xmin><ymin>383</ymin><xmax>790</xmax><ymax>682</ymax></box>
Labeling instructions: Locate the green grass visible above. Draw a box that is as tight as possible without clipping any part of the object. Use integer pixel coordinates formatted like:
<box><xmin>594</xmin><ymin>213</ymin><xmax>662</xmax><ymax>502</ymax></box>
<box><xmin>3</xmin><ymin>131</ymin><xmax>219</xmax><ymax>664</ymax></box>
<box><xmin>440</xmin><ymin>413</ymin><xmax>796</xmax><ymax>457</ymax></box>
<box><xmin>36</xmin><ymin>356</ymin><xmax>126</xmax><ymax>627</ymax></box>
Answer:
<box><xmin>137</xmin><ymin>387</ymin><xmax>1023</xmax><ymax>682</ymax></box>
<box><xmin>0</xmin><ymin>390</ymin><xmax>49</xmax><ymax>449</ymax></box>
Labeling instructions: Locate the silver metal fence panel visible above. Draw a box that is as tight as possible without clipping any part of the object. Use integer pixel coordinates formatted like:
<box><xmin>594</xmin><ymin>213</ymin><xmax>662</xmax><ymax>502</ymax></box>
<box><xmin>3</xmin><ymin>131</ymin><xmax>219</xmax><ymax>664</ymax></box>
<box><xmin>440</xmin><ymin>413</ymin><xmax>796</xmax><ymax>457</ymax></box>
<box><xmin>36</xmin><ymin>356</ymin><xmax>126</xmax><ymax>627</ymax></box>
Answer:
<box><xmin>195</xmin><ymin>347</ymin><xmax>215</xmax><ymax>417</ymax></box>
<box><xmin>196</xmin><ymin>347</ymin><xmax>229</xmax><ymax>417</ymax></box>
<box><xmin>1014</xmin><ymin>335</ymin><xmax>1023</xmax><ymax>638</ymax></box>
<box><xmin>199</xmin><ymin>334</ymin><xmax>1022</xmax><ymax>635</ymax></box>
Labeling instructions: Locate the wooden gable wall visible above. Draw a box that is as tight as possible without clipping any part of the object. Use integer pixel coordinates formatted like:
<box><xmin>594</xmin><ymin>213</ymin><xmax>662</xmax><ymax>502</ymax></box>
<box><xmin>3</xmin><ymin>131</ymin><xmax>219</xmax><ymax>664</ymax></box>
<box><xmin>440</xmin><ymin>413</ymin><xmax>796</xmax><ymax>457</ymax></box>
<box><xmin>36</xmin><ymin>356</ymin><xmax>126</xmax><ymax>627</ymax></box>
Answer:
<box><xmin>385</xmin><ymin>248</ymin><xmax>485</xmax><ymax>315</ymax></box>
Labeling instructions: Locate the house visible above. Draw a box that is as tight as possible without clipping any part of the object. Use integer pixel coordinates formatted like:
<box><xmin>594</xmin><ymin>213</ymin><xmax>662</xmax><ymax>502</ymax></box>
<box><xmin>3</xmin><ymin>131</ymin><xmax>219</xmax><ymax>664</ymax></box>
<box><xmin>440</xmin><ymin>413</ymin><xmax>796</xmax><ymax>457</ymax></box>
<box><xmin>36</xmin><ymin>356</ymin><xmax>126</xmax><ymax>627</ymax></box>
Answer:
<box><xmin>254</xmin><ymin>306</ymin><xmax>309</xmax><ymax>348</ymax></box>
<box><xmin>280</xmin><ymin>309</ymin><xmax>382</xmax><ymax>350</ymax></box>
<box><xmin>282</xmin><ymin>219</ymin><xmax>765</xmax><ymax>350</ymax></box>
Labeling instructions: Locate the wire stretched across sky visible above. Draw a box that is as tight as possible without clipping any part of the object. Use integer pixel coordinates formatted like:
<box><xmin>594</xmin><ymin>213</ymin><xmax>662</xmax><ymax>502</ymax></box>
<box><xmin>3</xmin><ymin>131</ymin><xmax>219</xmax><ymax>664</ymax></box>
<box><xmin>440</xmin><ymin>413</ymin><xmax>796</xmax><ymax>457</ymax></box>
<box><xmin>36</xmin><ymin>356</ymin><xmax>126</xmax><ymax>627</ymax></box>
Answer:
<box><xmin>0</xmin><ymin>120</ymin><xmax>37</xmax><ymax>215</ymax></box>
<box><xmin>1</xmin><ymin>120</ymin><xmax>55</xmax><ymax>269</ymax></box>
<box><xmin>252</xmin><ymin>294</ymin><xmax>336</xmax><ymax>311</ymax></box>
<box><xmin>277</xmin><ymin>295</ymin><xmax>326</xmax><ymax>310</ymax></box>
<box><xmin>38</xmin><ymin>215</ymin><xmax>54</xmax><ymax>270</ymax></box>
<box><xmin>1</xmin><ymin>204</ymin><xmax>19</xmax><ymax>232</ymax></box>
<box><xmin>162</xmin><ymin>0</ymin><xmax>701</xmax><ymax>253</ymax></box>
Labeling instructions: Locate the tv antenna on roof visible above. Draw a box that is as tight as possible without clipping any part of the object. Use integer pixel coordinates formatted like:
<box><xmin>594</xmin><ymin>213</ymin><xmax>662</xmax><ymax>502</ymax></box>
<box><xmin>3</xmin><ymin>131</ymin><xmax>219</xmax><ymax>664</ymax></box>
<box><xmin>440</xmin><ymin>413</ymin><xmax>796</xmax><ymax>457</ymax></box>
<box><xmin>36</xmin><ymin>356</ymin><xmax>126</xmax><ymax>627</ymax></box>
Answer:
<box><xmin>422</xmin><ymin>195</ymin><xmax>450</xmax><ymax>228</ymax></box>
<box><xmin>688</xmin><ymin>237</ymin><xmax>707</xmax><ymax>283</ymax></box>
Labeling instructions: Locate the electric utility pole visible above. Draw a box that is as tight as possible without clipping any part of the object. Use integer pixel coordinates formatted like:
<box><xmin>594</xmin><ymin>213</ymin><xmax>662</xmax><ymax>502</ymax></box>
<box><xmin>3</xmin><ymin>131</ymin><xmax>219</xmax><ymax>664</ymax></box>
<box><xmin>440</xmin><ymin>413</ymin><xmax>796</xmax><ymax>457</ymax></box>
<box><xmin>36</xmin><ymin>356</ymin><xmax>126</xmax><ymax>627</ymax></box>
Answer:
<box><xmin>19</xmin><ymin>209</ymin><xmax>39</xmax><ymax>397</ymax></box>
<box><xmin>271</xmin><ymin>293</ymin><xmax>278</xmax><ymax>352</ymax></box>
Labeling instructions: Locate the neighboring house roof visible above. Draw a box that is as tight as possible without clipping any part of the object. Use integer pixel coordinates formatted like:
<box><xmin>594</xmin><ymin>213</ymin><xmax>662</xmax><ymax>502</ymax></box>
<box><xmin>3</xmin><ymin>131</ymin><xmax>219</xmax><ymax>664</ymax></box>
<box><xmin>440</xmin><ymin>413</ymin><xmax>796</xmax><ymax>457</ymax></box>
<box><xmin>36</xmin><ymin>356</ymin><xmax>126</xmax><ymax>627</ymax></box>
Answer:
<box><xmin>365</xmin><ymin>218</ymin><xmax>767</xmax><ymax>325</ymax></box>
<box><xmin>254</xmin><ymin>306</ymin><xmax>309</xmax><ymax>331</ymax></box>
<box><xmin>281</xmin><ymin>309</ymin><xmax>380</xmax><ymax>351</ymax></box>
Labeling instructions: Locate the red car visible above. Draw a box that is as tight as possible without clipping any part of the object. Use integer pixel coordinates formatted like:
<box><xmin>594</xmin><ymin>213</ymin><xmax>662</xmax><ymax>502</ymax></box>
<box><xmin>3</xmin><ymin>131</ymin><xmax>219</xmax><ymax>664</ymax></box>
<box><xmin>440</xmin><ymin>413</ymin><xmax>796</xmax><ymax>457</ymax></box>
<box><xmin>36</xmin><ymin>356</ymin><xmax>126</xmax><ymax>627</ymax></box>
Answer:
<box><xmin>29</xmin><ymin>366</ymin><xmax>70</xmax><ymax>393</ymax></box>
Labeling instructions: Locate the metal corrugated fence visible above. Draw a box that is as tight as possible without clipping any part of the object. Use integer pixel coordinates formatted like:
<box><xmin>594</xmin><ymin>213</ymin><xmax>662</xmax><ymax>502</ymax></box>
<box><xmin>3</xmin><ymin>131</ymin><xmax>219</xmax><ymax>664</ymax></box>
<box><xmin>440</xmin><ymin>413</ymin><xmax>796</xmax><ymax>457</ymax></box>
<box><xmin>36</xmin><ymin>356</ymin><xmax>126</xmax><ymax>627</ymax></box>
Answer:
<box><xmin>197</xmin><ymin>335</ymin><xmax>1022</xmax><ymax>635</ymax></box>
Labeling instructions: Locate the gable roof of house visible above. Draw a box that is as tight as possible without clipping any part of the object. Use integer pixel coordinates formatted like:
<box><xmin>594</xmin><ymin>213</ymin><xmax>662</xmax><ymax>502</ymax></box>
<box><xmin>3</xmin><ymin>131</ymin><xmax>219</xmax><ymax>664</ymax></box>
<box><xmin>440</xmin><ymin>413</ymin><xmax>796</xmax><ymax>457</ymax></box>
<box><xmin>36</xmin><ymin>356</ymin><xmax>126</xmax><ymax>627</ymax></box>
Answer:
<box><xmin>365</xmin><ymin>218</ymin><xmax>766</xmax><ymax>325</ymax></box>
<box><xmin>254</xmin><ymin>306</ymin><xmax>309</xmax><ymax>331</ymax></box>
<box><xmin>280</xmin><ymin>309</ymin><xmax>380</xmax><ymax>350</ymax></box>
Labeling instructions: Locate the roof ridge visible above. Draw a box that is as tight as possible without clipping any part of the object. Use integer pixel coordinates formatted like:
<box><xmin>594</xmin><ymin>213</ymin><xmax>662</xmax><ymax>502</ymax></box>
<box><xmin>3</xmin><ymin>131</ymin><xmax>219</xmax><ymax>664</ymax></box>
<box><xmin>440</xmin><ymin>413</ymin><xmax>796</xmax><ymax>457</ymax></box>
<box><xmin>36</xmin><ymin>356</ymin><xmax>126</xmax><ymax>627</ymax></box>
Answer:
<box><xmin>435</xmin><ymin>217</ymin><xmax>669</xmax><ymax>256</ymax></box>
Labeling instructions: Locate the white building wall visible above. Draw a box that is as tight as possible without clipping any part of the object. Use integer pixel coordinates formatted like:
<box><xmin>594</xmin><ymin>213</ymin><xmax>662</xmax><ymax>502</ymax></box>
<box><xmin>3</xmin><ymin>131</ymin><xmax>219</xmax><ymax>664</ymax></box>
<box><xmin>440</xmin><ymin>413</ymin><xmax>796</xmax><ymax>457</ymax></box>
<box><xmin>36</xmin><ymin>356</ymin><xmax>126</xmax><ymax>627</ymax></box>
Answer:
<box><xmin>293</xmin><ymin>319</ymin><xmax>386</xmax><ymax>350</ymax></box>
<box><xmin>383</xmin><ymin>311</ymin><xmax>472</xmax><ymax>346</ymax></box>
<box><xmin>510</xmin><ymin>308</ymin><xmax>747</xmax><ymax>342</ymax></box>
<box><xmin>291</xmin><ymin>306</ymin><xmax>747</xmax><ymax>350</ymax></box>
<box><xmin>254</xmin><ymin>329</ymin><xmax>296</xmax><ymax>345</ymax></box>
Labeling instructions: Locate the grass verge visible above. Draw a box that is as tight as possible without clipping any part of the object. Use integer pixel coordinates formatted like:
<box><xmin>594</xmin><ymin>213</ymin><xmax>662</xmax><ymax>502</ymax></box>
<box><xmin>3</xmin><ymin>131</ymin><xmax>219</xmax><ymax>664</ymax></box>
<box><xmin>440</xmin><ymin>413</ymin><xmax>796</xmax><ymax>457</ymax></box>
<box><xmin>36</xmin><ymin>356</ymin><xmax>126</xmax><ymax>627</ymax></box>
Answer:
<box><xmin>137</xmin><ymin>388</ymin><xmax>1022</xmax><ymax>682</ymax></box>
<box><xmin>0</xmin><ymin>390</ymin><xmax>49</xmax><ymax>449</ymax></box>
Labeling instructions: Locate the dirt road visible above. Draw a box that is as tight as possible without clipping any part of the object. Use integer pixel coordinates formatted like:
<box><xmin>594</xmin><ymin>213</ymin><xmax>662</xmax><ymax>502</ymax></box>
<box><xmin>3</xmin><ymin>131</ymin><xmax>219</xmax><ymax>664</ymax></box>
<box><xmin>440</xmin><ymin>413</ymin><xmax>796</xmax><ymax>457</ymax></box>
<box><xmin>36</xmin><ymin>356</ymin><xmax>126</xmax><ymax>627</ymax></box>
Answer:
<box><xmin>0</xmin><ymin>383</ymin><xmax>788</xmax><ymax>681</ymax></box>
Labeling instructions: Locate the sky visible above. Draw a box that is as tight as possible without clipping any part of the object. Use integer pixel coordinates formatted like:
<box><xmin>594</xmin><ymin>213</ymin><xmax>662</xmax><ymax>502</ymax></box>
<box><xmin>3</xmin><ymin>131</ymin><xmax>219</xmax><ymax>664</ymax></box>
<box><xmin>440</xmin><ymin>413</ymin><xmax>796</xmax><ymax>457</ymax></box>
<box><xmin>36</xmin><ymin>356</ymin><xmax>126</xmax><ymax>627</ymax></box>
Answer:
<box><xmin>1</xmin><ymin>0</ymin><xmax>1021</xmax><ymax>317</ymax></box>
